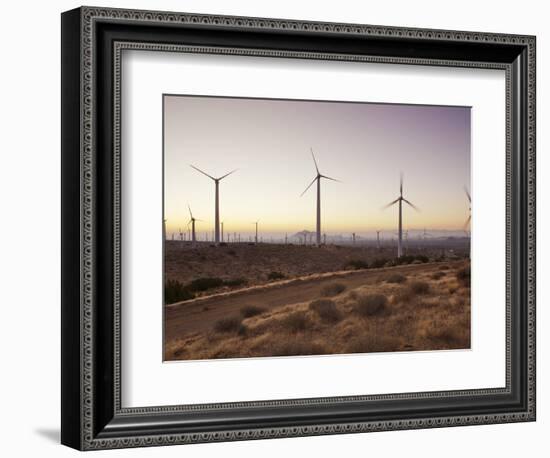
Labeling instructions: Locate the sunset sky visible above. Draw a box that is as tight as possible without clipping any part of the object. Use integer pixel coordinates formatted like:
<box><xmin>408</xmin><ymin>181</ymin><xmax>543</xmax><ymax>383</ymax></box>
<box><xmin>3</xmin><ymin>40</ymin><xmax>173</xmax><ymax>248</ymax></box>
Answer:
<box><xmin>164</xmin><ymin>95</ymin><xmax>470</xmax><ymax>239</ymax></box>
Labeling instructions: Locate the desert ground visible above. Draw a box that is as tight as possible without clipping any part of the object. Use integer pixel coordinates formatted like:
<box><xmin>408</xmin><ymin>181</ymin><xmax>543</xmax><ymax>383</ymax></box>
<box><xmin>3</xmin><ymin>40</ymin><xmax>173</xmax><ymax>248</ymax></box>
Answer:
<box><xmin>164</xmin><ymin>242</ymin><xmax>470</xmax><ymax>361</ymax></box>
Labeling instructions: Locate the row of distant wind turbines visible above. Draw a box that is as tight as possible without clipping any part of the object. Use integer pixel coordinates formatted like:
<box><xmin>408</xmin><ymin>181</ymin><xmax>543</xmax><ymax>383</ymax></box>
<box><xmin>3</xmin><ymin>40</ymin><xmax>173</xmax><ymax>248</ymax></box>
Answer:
<box><xmin>172</xmin><ymin>149</ymin><xmax>471</xmax><ymax>258</ymax></box>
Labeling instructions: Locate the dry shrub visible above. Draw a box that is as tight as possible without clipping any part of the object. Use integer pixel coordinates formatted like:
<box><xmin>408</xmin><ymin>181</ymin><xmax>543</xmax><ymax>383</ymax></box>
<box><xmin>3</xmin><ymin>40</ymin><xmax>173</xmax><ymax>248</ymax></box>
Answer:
<box><xmin>345</xmin><ymin>259</ymin><xmax>369</xmax><ymax>270</ymax></box>
<box><xmin>388</xmin><ymin>314</ymin><xmax>417</xmax><ymax>342</ymax></box>
<box><xmin>280</xmin><ymin>311</ymin><xmax>309</xmax><ymax>332</ymax></box>
<box><xmin>409</xmin><ymin>281</ymin><xmax>430</xmax><ymax>295</ymax></box>
<box><xmin>213</xmin><ymin>316</ymin><xmax>242</xmax><ymax>333</ymax></box>
<box><xmin>386</xmin><ymin>273</ymin><xmax>407</xmax><ymax>284</ymax></box>
<box><xmin>187</xmin><ymin>277</ymin><xmax>224</xmax><ymax>292</ymax></box>
<box><xmin>355</xmin><ymin>294</ymin><xmax>388</xmax><ymax>317</ymax></box>
<box><xmin>426</xmin><ymin>325</ymin><xmax>468</xmax><ymax>347</ymax></box>
<box><xmin>309</xmin><ymin>299</ymin><xmax>341</xmax><ymax>323</ymax></box>
<box><xmin>267</xmin><ymin>271</ymin><xmax>285</xmax><ymax>281</ymax></box>
<box><xmin>439</xmin><ymin>265</ymin><xmax>450</xmax><ymax>271</ymax></box>
<box><xmin>164</xmin><ymin>279</ymin><xmax>194</xmax><ymax>304</ymax></box>
<box><xmin>456</xmin><ymin>265</ymin><xmax>471</xmax><ymax>287</ymax></box>
<box><xmin>345</xmin><ymin>334</ymin><xmax>401</xmax><ymax>354</ymax></box>
<box><xmin>320</xmin><ymin>282</ymin><xmax>346</xmax><ymax>297</ymax></box>
<box><xmin>270</xmin><ymin>338</ymin><xmax>327</xmax><ymax>356</ymax></box>
<box><xmin>413</xmin><ymin>299</ymin><xmax>439</xmax><ymax>309</ymax></box>
<box><xmin>393</xmin><ymin>287</ymin><xmax>413</xmax><ymax>305</ymax></box>
<box><xmin>431</xmin><ymin>271</ymin><xmax>445</xmax><ymax>280</ymax></box>
<box><xmin>240</xmin><ymin>305</ymin><xmax>266</xmax><ymax>318</ymax></box>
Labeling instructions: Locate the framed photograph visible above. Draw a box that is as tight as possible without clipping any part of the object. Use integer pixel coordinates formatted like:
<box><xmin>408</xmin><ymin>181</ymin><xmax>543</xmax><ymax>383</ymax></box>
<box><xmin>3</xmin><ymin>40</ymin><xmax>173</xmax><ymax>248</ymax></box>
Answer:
<box><xmin>61</xmin><ymin>6</ymin><xmax>536</xmax><ymax>450</ymax></box>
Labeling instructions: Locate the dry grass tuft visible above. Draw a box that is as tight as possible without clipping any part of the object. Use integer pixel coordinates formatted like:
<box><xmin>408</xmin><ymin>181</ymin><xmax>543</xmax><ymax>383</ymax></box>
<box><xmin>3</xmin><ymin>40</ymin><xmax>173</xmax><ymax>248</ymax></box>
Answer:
<box><xmin>309</xmin><ymin>299</ymin><xmax>341</xmax><ymax>323</ymax></box>
<box><xmin>267</xmin><ymin>271</ymin><xmax>285</xmax><ymax>281</ymax></box>
<box><xmin>393</xmin><ymin>287</ymin><xmax>413</xmax><ymax>304</ymax></box>
<box><xmin>354</xmin><ymin>294</ymin><xmax>388</xmax><ymax>317</ymax></box>
<box><xmin>431</xmin><ymin>271</ymin><xmax>446</xmax><ymax>280</ymax></box>
<box><xmin>426</xmin><ymin>324</ymin><xmax>468</xmax><ymax>347</ymax></box>
<box><xmin>213</xmin><ymin>316</ymin><xmax>242</xmax><ymax>333</ymax></box>
<box><xmin>409</xmin><ymin>281</ymin><xmax>430</xmax><ymax>295</ymax></box>
<box><xmin>270</xmin><ymin>338</ymin><xmax>328</xmax><ymax>356</ymax></box>
<box><xmin>386</xmin><ymin>273</ymin><xmax>407</xmax><ymax>284</ymax></box>
<box><xmin>456</xmin><ymin>265</ymin><xmax>471</xmax><ymax>287</ymax></box>
<box><xmin>345</xmin><ymin>333</ymin><xmax>401</xmax><ymax>354</ymax></box>
<box><xmin>280</xmin><ymin>311</ymin><xmax>310</xmax><ymax>333</ymax></box>
<box><xmin>320</xmin><ymin>282</ymin><xmax>346</xmax><ymax>297</ymax></box>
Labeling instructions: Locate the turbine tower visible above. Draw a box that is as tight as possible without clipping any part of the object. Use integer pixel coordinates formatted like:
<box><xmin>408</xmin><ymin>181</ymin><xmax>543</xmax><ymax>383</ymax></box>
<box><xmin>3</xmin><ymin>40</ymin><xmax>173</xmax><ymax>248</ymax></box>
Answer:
<box><xmin>187</xmin><ymin>204</ymin><xmax>202</xmax><ymax>243</ymax></box>
<box><xmin>300</xmin><ymin>148</ymin><xmax>340</xmax><ymax>246</ymax></box>
<box><xmin>382</xmin><ymin>173</ymin><xmax>419</xmax><ymax>258</ymax></box>
<box><xmin>253</xmin><ymin>220</ymin><xmax>259</xmax><ymax>244</ymax></box>
<box><xmin>190</xmin><ymin>165</ymin><xmax>237</xmax><ymax>244</ymax></box>
<box><xmin>463</xmin><ymin>186</ymin><xmax>471</xmax><ymax>235</ymax></box>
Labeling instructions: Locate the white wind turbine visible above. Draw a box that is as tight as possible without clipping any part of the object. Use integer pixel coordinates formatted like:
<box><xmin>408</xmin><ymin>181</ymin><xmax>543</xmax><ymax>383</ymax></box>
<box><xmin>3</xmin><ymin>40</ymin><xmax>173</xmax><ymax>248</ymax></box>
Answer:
<box><xmin>463</xmin><ymin>186</ymin><xmax>471</xmax><ymax>236</ymax></box>
<box><xmin>190</xmin><ymin>165</ymin><xmax>237</xmax><ymax>244</ymax></box>
<box><xmin>382</xmin><ymin>173</ymin><xmax>420</xmax><ymax>258</ymax></box>
<box><xmin>187</xmin><ymin>204</ymin><xmax>202</xmax><ymax>243</ymax></box>
<box><xmin>300</xmin><ymin>148</ymin><xmax>340</xmax><ymax>246</ymax></box>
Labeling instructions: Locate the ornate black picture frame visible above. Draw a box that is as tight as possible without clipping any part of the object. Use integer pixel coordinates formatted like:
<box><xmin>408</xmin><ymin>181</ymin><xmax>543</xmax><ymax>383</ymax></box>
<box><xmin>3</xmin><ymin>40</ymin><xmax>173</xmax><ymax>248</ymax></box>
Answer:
<box><xmin>61</xmin><ymin>6</ymin><xmax>536</xmax><ymax>450</ymax></box>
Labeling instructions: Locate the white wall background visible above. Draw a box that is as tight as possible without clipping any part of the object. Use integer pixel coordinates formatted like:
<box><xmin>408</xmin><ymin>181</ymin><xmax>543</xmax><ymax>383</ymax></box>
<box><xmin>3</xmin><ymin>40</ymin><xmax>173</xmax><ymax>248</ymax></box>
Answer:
<box><xmin>0</xmin><ymin>0</ymin><xmax>545</xmax><ymax>456</ymax></box>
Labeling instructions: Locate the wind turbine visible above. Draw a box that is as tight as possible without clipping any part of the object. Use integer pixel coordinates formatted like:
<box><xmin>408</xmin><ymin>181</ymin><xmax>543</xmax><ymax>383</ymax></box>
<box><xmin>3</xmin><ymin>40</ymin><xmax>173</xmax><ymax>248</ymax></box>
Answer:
<box><xmin>253</xmin><ymin>220</ymin><xmax>260</xmax><ymax>244</ymax></box>
<box><xmin>189</xmin><ymin>165</ymin><xmax>237</xmax><ymax>244</ymax></box>
<box><xmin>300</xmin><ymin>148</ymin><xmax>340</xmax><ymax>246</ymax></box>
<box><xmin>463</xmin><ymin>186</ymin><xmax>471</xmax><ymax>235</ymax></box>
<box><xmin>382</xmin><ymin>173</ymin><xmax>420</xmax><ymax>258</ymax></box>
<box><xmin>187</xmin><ymin>204</ymin><xmax>202</xmax><ymax>243</ymax></box>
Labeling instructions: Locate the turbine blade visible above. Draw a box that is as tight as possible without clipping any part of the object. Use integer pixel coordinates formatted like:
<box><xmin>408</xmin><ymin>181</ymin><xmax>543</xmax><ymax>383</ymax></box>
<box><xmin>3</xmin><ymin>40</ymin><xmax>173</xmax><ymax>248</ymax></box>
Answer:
<box><xmin>400</xmin><ymin>172</ymin><xmax>403</xmax><ymax>196</ymax></box>
<box><xmin>300</xmin><ymin>176</ymin><xmax>318</xmax><ymax>197</ymax></box>
<box><xmin>403</xmin><ymin>198</ymin><xmax>420</xmax><ymax>211</ymax></box>
<box><xmin>310</xmin><ymin>148</ymin><xmax>320</xmax><ymax>174</ymax></box>
<box><xmin>218</xmin><ymin>169</ymin><xmax>238</xmax><ymax>181</ymax></box>
<box><xmin>320</xmin><ymin>174</ymin><xmax>341</xmax><ymax>183</ymax></box>
<box><xmin>187</xmin><ymin>220</ymin><xmax>192</xmax><ymax>227</ymax></box>
<box><xmin>464</xmin><ymin>186</ymin><xmax>471</xmax><ymax>203</ymax></box>
<box><xmin>381</xmin><ymin>198</ymin><xmax>399</xmax><ymax>210</ymax></box>
<box><xmin>463</xmin><ymin>215</ymin><xmax>471</xmax><ymax>230</ymax></box>
<box><xmin>189</xmin><ymin>164</ymin><xmax>215</xmax><ymax>180</ymax></box>
<box><xmin>188</xmin><ymin>204</ymin><xmax>193</xmax><ymax>219</ymax></box>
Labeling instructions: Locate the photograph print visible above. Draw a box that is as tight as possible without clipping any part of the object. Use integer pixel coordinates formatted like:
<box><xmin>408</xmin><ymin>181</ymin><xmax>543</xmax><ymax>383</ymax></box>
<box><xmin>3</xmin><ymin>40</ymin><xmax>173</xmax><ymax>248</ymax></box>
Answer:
<box><xmin>163</xmin><ymin>95</ymin><xmax>472</xmax><ymax>362</ymax></box>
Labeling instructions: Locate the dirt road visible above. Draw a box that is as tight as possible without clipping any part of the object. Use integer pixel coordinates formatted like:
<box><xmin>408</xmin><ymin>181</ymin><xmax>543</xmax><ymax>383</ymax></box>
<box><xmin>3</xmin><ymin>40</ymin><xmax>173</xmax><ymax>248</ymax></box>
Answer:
<box><xmin>165</xmin><ymin>262</ymin><xmax>455</xmax><ymax>341</ymax></box>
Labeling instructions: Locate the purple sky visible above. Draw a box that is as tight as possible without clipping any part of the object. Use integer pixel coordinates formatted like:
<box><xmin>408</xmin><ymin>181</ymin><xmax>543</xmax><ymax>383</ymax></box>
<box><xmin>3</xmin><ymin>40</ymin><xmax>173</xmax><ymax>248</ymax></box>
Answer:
<box><xmin>164</xmin><ymin>95</ymin><xmax>470</xmax><ymax>237</ymax></box>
